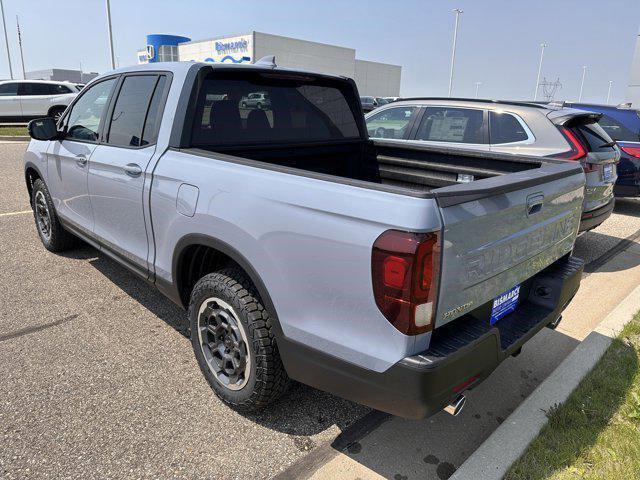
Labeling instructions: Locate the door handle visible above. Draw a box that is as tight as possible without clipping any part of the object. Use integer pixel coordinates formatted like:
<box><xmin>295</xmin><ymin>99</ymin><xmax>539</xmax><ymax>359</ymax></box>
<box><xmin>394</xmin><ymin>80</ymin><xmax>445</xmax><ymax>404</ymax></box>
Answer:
<box><xmin>124</xmin><ymin>163</ymin><xmax>142</xmax><ymax>177</ymax></box>
<box><xmin>75</xmin><ymin>155</ymin><xmax>87</xmax><ymax>167</ymax></box>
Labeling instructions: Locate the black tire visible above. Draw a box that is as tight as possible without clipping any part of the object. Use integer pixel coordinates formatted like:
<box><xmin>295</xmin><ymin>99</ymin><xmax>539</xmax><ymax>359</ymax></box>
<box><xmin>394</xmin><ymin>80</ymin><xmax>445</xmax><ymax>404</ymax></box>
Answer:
<box><xmin>189</xmin><ymin>267</ymin><xmax>289</xmax><ymax>411</ymax></box>
<box><xmin>48</xmin><ymin>106</ymin><xmax>66</xmax><ymax>122</ymax></box>
<box><xmin>31</xmin><ymin>178</ymin><xmax>77</xmax><ymax>252</ymax></box>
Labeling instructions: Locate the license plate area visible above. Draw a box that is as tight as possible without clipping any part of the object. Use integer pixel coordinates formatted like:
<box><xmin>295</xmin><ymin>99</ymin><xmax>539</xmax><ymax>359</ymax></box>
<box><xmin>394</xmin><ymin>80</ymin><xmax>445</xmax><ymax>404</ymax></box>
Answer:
<box><xmin>490</xmin><ymin>284</ymin><xmax>521</xmax><ymax>325</ymax></box>
<box><xmin>603</xmin><ymin>164</ymin><xmax>613</xmax><ymax>182</ymax></box>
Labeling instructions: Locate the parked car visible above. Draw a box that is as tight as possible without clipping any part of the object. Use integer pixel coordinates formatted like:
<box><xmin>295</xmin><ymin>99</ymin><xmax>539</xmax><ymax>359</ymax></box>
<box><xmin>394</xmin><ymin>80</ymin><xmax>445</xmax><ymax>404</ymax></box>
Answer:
<box><xmin>375</xmin><ymin>97</ymin><xmax>391</xmax><ymax>107</ymax></box>
<box><xmin>239</xmin><ymin>91</ymin><xmax>271</xmax><ymax>109</ymax></box>
<box><xmin>360</xmin><ymin>95</ymin><xmax>378</xmax><ymax>113</ymax></box>
<box><xmin>0</xmin><ymin>80</ymin><xmax>79</xmax><ymax>122</ymax></box>
<box><xmin>561</xmin><ymin>102</ymin><xmax>640</xmax><ymax>197</ymax></box>
<box><xmin>365</xmin><ymin>98</ymin><xmax>619</xmax><ymax>232</ymax></box>
<box><xmin>25</xmin><ymin>62</ymin><xmax>585</xmax><ymax>419</ymax></box>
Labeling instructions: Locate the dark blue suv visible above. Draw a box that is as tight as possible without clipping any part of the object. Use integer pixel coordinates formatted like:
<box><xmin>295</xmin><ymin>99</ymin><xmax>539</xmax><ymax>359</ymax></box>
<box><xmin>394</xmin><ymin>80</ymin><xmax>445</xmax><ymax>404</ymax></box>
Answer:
<box><xmin>565</xmin><ymin>102</ymin><xmax>640</xmax><ymax>197</ymax></box>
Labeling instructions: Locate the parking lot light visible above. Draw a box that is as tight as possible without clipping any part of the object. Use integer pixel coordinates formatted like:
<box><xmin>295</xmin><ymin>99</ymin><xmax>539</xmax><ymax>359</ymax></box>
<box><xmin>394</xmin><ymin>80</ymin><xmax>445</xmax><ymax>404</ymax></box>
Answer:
<box><xmin>534</xmin><ymin>42</ymin><xmax>547</xmax><ymax>101</ymax></box>
<box><xmin>606</xmin><ymin>80</ymin><xmax>613</xmax><ymax>104</ymax></box>
<box><xmin>579</xmin><ymin>66</ymin><xmax>587</xmax><ymax>102</ymax></box>
<box><xmin>448</xmin><ymin>8</ymin><xmax>463</xmax><ymax>97</ymax></box>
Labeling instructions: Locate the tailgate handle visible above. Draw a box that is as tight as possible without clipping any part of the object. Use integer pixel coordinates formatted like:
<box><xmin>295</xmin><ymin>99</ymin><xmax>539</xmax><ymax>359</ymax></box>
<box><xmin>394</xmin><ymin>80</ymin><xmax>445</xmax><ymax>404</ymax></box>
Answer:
<box><xmin>527</xmin><ymin>194</ymin><xmax>544</xmax><ymax>216</ymax></box>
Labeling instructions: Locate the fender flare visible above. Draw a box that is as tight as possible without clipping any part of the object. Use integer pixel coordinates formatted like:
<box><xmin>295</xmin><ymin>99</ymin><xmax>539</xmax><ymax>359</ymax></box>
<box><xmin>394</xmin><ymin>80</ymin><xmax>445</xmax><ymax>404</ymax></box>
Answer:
<box><xmin>168</xmin><ymin>233</ymin><xmax>285</xmax><ymax>339</ymax></box>
<box><xmin>24</xmin><ymin>160</ymin><xmax>45</xmax><ymax>202</ymax></box>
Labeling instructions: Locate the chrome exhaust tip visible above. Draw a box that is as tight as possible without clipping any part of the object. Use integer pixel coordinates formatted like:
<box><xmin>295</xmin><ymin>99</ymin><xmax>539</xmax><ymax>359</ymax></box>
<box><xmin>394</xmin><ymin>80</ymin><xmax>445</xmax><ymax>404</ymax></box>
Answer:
<box><xmin>444</xmin><ymin>394</ymin><xmax>466</xmax><ymax>416</ymax></box>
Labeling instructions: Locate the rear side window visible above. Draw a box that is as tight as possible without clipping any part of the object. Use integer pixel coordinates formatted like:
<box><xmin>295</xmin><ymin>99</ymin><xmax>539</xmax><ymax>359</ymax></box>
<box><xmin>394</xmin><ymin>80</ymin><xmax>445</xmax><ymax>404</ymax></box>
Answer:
<box><xmin>20</xmin><ymin>83</ymin><xmax>51</xmax><ymax>96</ymax></box>
<box><xmin>415</xmin><ymin>107</ymin><xmax>486</xmax><ymax>144</ymax></box>
<box><xmin>141</xmin><ymin>76</ymin><xmax>167</xmax><ymax>146</ymax></box>
<box><xmin>191</xmin><ymin>72</ymin><xmax>361</xmax><ymax>146</ymax></box>
<box><xmin>598</xmin><ymin>114</ymin><xmax>639</xmax><ymax>142</ymax></box>
<box><xmin>0</xmin><ymin>82</ymin><xmax>18</xmax><ymax>95</ymax></box>
<box><xmin>489</xmin><ymin>112</ymin><xmax>530</xmax><ymax>144</ymax></box>
<box><xmin>50</xmin><ymin>84</ymin><xmax>73</xmax><ymax>95</ymax></box>
<box><xmin>575</xmin><ymin>122</ymin><xmax>615</xmax><ymax>151</ymax></box>
<box><xmin>366</xmin><ymin>106</ymin><xmax>416</xmax><ymax>139</ymax></box>
<box><xmin>107</xmin><ymin>75</ymin><xmax>159</xmax><ymax>147</ymax></box>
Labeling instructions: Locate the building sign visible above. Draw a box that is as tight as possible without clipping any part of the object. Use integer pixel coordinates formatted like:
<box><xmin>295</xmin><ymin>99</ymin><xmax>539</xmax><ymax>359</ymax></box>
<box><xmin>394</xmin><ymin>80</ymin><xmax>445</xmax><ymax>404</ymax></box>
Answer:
<box><xmin>178</xmin><ymin>34</ymin><xmax>253</xmax><ymax>64</ymax></box>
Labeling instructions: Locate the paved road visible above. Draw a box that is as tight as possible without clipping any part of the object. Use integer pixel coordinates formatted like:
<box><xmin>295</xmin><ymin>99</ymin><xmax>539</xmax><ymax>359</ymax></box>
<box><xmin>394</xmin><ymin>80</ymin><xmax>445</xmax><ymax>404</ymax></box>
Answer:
<box><xmin>1</xmin><ymin>142</ymin><xmax>639</xmax><ymax>480</ymax></box>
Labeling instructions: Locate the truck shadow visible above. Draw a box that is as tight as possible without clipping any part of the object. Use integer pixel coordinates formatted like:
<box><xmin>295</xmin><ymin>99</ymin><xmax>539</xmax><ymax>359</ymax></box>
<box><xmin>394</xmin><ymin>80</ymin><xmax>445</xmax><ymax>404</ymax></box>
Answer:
<box><xmin>76</xmin><ymin>245</ymin><xmax>370</xmax><ymax>437</ymax></box>
<box><xmin>614</xmin><ymin>197</ymin><xmax>640</xmax><ymax>218</ymax></box>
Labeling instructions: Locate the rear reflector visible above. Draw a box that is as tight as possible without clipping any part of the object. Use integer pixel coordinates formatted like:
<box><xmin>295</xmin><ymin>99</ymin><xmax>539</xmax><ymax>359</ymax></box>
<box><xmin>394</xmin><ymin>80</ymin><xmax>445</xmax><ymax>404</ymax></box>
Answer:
<box><xmin>372</xmin><ymin>230</ymin><xmax>441</xmax><ymax>335</ymax></box>
<box><xmin>621</xmin><ymin>145</ymin><xmax>640</xmax><ymax>159</ymax></box>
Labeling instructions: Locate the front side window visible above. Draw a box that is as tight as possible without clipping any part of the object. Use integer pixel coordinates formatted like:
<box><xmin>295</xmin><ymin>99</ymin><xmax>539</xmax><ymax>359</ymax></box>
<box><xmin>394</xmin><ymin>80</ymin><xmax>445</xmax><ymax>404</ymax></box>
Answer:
<box><xmin>0</xmin><ymin>82</ymin><xmax>19</xmax><ymax>96</ymax></box>
<box><xmin>366</xmin><ymin>106</ymin><xmax>416</xmax><ymax>139</ymax></box>
<box><xmin>191</xmin><ymin>72</ymin><xmax>360</xmax><ymax>146</ymax></box>
<box><xmin>107</xmin><ymin>75</ymin><xmax>159</xmax><ymax>147</ymax></box>
<box><xmin>415</xmin><ymin>107</ymin><xmax>486</xmax><ymax>144</ymax></box>
<box><xmin>598</xmin><ymin>114</ymin><xmax>639</xmax><ymax>142</ymax></box>
<box><xmin>64</xmin><ymin>78</ymin><xmax>117</xmax><ymax>142</ymax></box>
<box><xmin>489</xmin><ymin>111</ymin><xmax>530</xmax><ymax>144</ymax></box>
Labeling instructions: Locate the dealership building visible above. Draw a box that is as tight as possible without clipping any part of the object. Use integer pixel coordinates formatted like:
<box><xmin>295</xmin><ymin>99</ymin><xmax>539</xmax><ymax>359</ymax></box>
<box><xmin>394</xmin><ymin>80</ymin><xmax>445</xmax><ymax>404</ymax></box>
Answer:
<box><xmin>137</xmin><ymin>32</ymin><xmax>401</xmax><ymax>97</ymax></box>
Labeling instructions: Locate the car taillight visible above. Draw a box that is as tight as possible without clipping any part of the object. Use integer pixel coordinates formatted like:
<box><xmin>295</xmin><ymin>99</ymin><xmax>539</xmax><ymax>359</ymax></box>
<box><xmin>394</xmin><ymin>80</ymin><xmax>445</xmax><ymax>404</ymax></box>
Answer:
<box><xmin>621</xmin><ymin>145</ymin><xmax>640</xmax><ymax>159</ymax></box>
<box><xmin>554</xmin><ymin>126</ymin><xmax>596</xmax><ymax>172</ymax></box>
<box><xmin>372</xmin><ymin>230</ymin><xmax>441</xmax><ymax>335</ymax></box>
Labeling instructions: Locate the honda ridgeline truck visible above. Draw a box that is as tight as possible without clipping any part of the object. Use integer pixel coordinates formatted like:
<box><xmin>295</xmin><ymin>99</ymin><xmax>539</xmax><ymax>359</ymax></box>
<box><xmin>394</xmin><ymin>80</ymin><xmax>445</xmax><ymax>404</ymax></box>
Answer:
<box><xmin>24</xmin><ymin>61</ymin><xmax>585</xmax><ymax>419</ymax></box>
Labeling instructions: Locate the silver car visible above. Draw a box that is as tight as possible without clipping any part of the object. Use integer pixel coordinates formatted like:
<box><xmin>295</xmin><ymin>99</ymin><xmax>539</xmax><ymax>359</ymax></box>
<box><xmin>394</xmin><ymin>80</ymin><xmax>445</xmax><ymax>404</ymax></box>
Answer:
<box><xmin>365</xmin><ymin>98</ymin><xmax>619</xmax><ymax>232</ymax></box>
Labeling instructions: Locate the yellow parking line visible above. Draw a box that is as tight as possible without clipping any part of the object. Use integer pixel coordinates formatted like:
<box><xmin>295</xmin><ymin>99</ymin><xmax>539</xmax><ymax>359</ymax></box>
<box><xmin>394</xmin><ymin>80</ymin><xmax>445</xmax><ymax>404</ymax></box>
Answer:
<box><xmin>0</xmin><ymin>209</ymin><xmax>32</xmax><ymax>217</ymax></box>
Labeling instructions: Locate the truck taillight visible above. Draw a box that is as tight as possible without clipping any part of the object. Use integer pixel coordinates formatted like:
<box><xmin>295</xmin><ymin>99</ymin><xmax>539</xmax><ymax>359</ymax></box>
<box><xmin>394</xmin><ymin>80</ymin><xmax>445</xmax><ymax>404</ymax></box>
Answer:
<box><xmin>372</xmin><ymin>230</ymin><xmax>441</xmax><ymax>335</ymax></box>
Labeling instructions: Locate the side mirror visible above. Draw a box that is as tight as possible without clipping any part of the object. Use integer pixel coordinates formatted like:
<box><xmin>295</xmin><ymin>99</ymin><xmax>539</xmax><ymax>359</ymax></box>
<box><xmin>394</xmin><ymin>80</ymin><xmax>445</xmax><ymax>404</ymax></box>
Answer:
<box><xmin>27</xmin><ymin>117</ymin><xmax>59</xmax><ymax>141</ymax></box>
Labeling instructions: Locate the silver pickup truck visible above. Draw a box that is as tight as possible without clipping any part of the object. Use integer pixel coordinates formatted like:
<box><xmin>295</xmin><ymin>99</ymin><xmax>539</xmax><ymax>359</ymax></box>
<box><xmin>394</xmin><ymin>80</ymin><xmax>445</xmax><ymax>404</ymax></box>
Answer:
<box><xmin>24</xmin><ymin>61</ymin><xmax>585</xmax><ymax>419</ymax></box>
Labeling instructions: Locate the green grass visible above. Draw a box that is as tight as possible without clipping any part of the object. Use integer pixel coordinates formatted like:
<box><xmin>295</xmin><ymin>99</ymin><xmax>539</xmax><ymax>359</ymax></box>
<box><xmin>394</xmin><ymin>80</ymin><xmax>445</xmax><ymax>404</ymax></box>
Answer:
<box><xmin>506</xmin><ymin>312</ymin><xmax>640</xmax><ymax>480</ymax></box>
<box><xmin>0</xmin><ymin>125</ymin><xmax>28</xmax><ymax>136</ymax></box>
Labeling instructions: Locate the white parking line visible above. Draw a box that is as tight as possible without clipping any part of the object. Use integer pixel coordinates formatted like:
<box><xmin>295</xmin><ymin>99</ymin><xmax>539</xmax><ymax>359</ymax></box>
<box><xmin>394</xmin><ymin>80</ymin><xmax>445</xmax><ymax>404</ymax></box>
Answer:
<box><xmin>0</xmin><ymin>210</ymin><xmax>32</xmax><ymax>217</ymax></box>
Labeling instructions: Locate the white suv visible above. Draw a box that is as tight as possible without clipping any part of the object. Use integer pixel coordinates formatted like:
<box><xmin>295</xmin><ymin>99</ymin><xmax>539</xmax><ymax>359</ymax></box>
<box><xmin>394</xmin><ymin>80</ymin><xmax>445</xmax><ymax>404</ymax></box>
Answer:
<box><xmin>0</xmin><ymin>80</ymin><xmax>80</xmax><ymax>122</ymax></box>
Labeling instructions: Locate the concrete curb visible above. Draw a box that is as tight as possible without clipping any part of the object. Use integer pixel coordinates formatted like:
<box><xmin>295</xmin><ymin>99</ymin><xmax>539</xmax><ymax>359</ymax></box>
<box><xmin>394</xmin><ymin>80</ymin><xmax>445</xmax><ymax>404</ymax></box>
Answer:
<box><xmin>450</xmin><ymin>283</ymin><xmax>640</xmax><ymax>480</ymax></box>
<box><xmin>0</xmin><ymin>136</ymin><xmax>29</xmax><ymax>141</ymax></box>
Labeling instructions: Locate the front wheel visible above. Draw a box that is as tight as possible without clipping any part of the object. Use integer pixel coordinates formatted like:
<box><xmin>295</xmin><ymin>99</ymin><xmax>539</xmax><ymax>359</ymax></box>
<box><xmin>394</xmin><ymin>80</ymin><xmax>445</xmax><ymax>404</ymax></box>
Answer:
<box><xmin>189</xmin><ymin>268</ymin><xmax>289</xmax><ymax>411</ymax></box>
<box><xmin>31</xmin><ymin>178</ymin><xmax>77</xmax><ymax>252</ymax></box>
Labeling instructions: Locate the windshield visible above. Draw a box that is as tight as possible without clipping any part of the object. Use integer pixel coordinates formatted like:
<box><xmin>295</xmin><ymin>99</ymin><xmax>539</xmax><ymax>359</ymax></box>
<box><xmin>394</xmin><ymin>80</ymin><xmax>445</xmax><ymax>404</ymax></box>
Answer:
<box><xmin>191</xmin><ymin>71</ymin><xmax>361</xmax><ymax>146</ymax></box>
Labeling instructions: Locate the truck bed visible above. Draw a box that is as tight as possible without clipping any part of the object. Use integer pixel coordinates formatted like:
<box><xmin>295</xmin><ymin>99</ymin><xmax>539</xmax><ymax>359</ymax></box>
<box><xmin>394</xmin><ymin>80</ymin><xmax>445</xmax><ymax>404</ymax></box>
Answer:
<box><xmin>196</xmin><ymin>138</ymin><xmax>546</xmax><ymax>194</ymax></box>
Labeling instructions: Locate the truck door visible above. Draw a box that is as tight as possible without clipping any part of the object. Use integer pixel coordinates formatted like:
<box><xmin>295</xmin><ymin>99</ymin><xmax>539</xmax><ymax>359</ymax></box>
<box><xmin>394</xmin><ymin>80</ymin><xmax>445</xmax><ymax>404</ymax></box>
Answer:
<box><xmin>47</xmin><ymin>77</ymin><xmax>118</xmax><ymax>232</ymax></box>
<box><xmin>87</xmin><ymin>73</ymin><xmax>167</xmax><ymax>277</ymax></box>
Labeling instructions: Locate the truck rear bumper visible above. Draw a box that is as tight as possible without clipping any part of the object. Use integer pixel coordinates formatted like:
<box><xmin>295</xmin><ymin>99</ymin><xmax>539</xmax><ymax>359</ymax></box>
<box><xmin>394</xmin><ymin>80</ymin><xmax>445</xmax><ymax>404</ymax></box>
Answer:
<box><xmin>278</xmin><ymin>255</ymin><xmax>584</xmax><ymax>419</ymax></box>
<box><xmin>579</xmin><ymin>198</ymin><xmax>614</xmax><ymax>232</ymax></box>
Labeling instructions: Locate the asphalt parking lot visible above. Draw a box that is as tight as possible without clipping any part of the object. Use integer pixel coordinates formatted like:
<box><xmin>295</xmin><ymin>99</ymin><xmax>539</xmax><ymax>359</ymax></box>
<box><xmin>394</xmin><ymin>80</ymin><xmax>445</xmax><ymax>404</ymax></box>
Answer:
<box><xmin>1</xmin><ymin>142</ymin><xmax>640</xmax><ymax>479</ymax></box>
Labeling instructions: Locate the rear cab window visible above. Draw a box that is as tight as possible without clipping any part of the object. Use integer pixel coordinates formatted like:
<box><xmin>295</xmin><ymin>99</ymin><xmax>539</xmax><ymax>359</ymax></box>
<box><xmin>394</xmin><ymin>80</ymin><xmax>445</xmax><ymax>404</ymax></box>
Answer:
<box><xmin>415</xmin><ymin>107</ymin><xmax>486</xmax><ymax>144</ymax></box>
<box><xmin>190</xmin><ymin>71</ymin><xmax>361</xmax><ymax>146</ymax></box>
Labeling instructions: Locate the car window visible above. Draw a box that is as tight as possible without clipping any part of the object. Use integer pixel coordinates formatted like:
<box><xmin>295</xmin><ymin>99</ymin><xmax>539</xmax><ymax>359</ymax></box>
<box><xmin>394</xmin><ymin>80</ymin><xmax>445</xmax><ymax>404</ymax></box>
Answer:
<box><xmin>141</xmin><ymin>76</ymin><xmax>167</xmax><ymax>146</ymax></box>
<box><xmin>366</xmin><ymin>106</ymin><xmax>417</xmax><ymax>139</ymax></box>
<box><xmin>576</xmin><ymin>122</ymin><xmax>616</xmax><ymax>151</ymax></box>
<box><xmin>598</xmin><ymin>114</ymin><xmax>639</xmax><ymax>142</ymax></box>
<box><xmin>64</xmin><ymin>78</ymin><xmax>117</xmax><ymax>142</ymax></box>
<box><xmin>191</xmin><ymin>72</ymin><xmax>360</xmax><ymax>146</ymax></box>
<box><xmin>50</xmin><ymin>84</ymin><xmax>73</xmax><ymax>95</ymax></box>
<box><xmin>489</xmin><ymin>111</ymin><xmax>529</xmax><ymax>144</ymax></box>
<box><xmin>415</xmin><ymin>107</ymin><xmax>486</xmax><ymax>144</ymax></box>
<box><xmin>20</xmin><ymin>83</ymin><xmax>51</xmax><ymax>96</ymax></box>
<box><xmin>107</xmin><ymin>75</ymin><xmax>159</xmax><ymax>147</ymax></box>
<box><xmin>0</xmin><ymin>82</ymin><xmax>18</xmax><ymax>96</ymax></box>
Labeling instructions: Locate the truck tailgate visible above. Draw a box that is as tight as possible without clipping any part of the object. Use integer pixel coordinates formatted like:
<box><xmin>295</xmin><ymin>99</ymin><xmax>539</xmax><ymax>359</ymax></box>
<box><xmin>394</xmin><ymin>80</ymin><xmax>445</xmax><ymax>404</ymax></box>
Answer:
<box><xmin>433</xmin><ymin>162</ymin><xmax>585</xmax><ymax>327</ymax></box>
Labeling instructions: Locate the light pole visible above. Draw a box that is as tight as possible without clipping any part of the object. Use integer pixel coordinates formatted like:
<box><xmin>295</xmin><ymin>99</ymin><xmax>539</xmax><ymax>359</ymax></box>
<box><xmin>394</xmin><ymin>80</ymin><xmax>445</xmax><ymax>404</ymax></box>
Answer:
<box><xmin>15</xmin><ymin>15</ymin><xmax>24</xmax><ymax>79</ymax></box>
<box><xmin>0</xmin><ymin>0</ymin><xmax>12</xmax><ymax>79</ymax></box>
<box><xmin>578</xmin><ymin>65</ymin><xmax>587</xmax><ymax>101</ymax></box>
<box><xmin>475</xmin><ymin>81</ymin><xmax>482</xmax><ymax>98</ymax></box>
<box><xmin>533</xmin><ymin>42</ymin><xmax>547</xmax><ymax>101</ymax></box>
<box><xmin>448</xmin><ymin>8</ymin><xmax>463</xmax><ymax>97</ymax></box>
<box><xmin>606</xmin><ymin>80</ymin><xmax>613</xmax><ymax>104</ymax></box>
<box><xmin>106</xmin><ymin>0</ymin><xmax>116</xmax><ymax>70</ymax></box>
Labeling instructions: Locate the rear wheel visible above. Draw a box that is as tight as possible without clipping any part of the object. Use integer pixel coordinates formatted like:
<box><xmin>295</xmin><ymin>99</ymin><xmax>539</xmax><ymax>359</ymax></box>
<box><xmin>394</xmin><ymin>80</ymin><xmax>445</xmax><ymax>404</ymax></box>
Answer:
<box><xmin>189</xmin><ymin>268</ymin><xmax>289</xmax><ymax>411</ymax></box>
<box><xmin>31</xmin><ymin>179</ymin><xmax>77</xmax><ymax>252</ymax></box>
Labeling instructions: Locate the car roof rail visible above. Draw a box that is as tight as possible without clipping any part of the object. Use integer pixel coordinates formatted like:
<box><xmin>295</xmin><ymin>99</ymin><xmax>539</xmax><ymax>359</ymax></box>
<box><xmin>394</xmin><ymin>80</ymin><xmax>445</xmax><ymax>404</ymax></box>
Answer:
<box><xmin>396</xmin><ymin>97</ymin><xmax>550</xmax><ymax>109</ymax></box>
<box><xmin>547</xmin><ymin>100</ymin><xmax>566</xmax><ymax>108</ymax></box>
<box><xmin>617</xmin><ymin>102</ymin><xmax>633</xmax><ymax>109</ymax></box>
